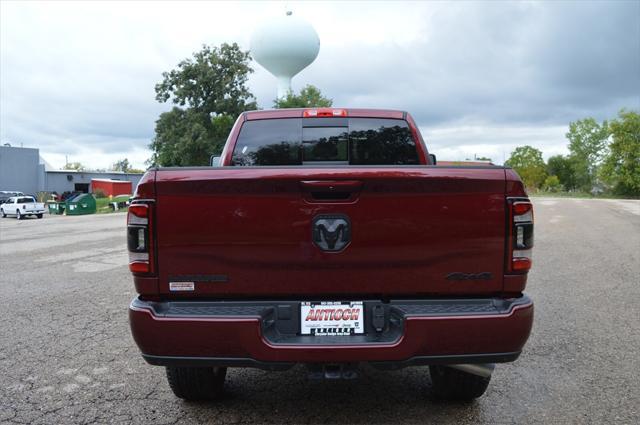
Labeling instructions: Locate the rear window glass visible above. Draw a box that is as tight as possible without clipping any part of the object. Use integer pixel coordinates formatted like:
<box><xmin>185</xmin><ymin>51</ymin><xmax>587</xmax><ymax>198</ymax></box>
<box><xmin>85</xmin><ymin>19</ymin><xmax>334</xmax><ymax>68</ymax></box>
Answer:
<box><xmin>302</xmin><ymin>126</ymin><xmax>349</xmax><ymax>163</ymax></box>
<box><xmin>18</xmin><ymin>197</ymin><xmax>35</xmax><ymax>203</ymax></box>
<box><xmin>231</xmin><ymin>119</ymin><xmax>301</xmax><ymax>166</ymax></box>
<box><xmin>232</xmin><ymin>118</ymin><xmax>419</xmax><ymax>166</ymax></box>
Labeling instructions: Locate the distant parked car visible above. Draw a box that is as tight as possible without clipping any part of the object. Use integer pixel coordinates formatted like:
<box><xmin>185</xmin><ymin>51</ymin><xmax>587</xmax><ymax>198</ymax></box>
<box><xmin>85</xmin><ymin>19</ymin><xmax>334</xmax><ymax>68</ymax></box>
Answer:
<box><xmin>0</xmin><ymin>191</ymin><xmax>24</xmax><ymax>204</ymax></box>
<box><xmin>0</xmin><ymin>196</ymin><xmax>45</xmax><ymax>219</ymax></box>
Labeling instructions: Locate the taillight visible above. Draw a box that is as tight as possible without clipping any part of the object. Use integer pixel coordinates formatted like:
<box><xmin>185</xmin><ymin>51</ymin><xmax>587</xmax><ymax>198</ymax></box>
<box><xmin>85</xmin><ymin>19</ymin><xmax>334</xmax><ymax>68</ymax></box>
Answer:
<box><xmin>507</xmin><ymin>199</ymin><xmax>534</xmax><ymax>273</ymax></box>
<box><xmin>127</xmin><ymin>203</ymin><xmax>154</xmax><ymax>274</ymax></box>
<box><xmin>303</xmin><ymin>108</ymin><xmax>347</xmax><ymax>118</ymax></box>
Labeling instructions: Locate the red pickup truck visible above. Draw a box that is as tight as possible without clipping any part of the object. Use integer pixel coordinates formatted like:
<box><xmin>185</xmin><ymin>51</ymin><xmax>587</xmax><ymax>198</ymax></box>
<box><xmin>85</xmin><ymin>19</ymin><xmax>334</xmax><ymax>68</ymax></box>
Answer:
<box><xmin>128</xmin><ymin>108</ymin><xmax>534</xmax><ymax>401</ymax></box>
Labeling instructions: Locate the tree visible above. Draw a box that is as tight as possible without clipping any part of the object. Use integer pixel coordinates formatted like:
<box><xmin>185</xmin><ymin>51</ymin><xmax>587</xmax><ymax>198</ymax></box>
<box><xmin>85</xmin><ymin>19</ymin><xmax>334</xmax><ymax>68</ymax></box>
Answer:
<box><xmin>465</xmin><ymin>156</ymin><xmax>492</xmax><ymax>162</ymax></box>
<box><xmin>546</xmin><ymin>155</ymin><xmax>577</xmax><ymax>191</ymax></box>
<box><xmin>600</xmin><ymin>110</ymin><xmax>640</xmax><ymax>196</ymax></box>
<box><xmin>112</xmin><ymin>158</ymin><xmax>131</xmax><ymax>172</ymax></box>
<box><xmin>273</xmin><ymin>85</ymin><xmax>332</xmax><ymax>108</ymax></box>
<box><xmin>150</xmin><ymin>43</ymin><xmax>257</xmax><ymax>166</ymax></box>
<box><xmin>63</xmin><ymin>162</ymin><xmax>86</xmax><ymax>171</ymax></box>
<box><xmin>151</xmin><ymin>109</ymin><xmax>235</xmax><ymax>166</ymax></box>
<box><xmin>155</xmin><ymin>43</ymin><xmax>256</xmax><ymax>115</ymax></box>
<box><xmin>566</xmin><ymin>118</ymin><xmax>609</xmax><ymax>191</ymax></box>
<box><xmin>112</xmin><ymin>158</ymin><xmax>144</xmax><ymax>173</ymax></box>
<box><xmin>505</xmin><ymin>146</ymin><xmax>547</xmax><ymax>190</ymax></box>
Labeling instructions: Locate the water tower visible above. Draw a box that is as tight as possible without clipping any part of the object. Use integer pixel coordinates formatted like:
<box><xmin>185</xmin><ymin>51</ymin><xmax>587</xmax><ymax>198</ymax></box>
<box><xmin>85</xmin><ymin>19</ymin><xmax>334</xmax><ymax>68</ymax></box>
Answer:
<box><xmin>250</xmin><ymin>11</ymin><xmax>320</xmax><ymax>100</ymax></box>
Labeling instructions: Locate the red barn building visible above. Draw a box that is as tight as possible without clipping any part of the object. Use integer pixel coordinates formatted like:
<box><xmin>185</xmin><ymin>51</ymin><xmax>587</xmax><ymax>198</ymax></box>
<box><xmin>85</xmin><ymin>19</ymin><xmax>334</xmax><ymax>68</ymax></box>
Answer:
<box><xmin>91</xmin><ymin>179</ymin><xmax>132</xmax><ymax>197</ymax></box>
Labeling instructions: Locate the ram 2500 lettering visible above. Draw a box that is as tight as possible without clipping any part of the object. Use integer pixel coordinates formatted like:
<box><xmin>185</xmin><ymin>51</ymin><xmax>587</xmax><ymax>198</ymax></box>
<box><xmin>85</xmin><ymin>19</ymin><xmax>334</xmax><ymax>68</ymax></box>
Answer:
<box><xmin>128</xmin><ymin>108</ymin><xmax>534</xmax><ymax>401</ymax></box>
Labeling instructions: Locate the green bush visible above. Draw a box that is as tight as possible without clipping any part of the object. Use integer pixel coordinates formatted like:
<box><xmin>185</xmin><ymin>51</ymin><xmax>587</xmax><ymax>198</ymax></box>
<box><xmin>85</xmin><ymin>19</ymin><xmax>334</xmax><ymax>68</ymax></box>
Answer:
<box><xmin>93</xmin><ymin>189</ymin><xmax>107</xmax><ymax>199</ymax></box>
<box><xmin>543</xmin><ymin>175</ymin><xmax>562</xmax><ymax>192</ymax></box>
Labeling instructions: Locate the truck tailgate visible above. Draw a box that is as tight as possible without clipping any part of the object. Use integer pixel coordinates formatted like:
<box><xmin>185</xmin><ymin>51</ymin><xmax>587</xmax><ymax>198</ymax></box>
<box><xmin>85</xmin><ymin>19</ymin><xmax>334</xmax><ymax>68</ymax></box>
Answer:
<box><xmin>25</xmin><ymin>203</ymin><xmax>44</xmax><ymax>212</ymax></box>
<box><xmin>154</xmin><ymin>167</ymin><xmax>506</xmax><ymax>298</ymax></box>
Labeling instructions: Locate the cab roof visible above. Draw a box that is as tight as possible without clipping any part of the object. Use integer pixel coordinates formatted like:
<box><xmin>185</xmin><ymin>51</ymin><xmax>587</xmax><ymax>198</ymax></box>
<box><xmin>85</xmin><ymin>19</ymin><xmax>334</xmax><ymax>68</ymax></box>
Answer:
<box><xmin>243</xmin><ymin>108</ymin><xmax>406</xmax><ymax>121</ymax></box>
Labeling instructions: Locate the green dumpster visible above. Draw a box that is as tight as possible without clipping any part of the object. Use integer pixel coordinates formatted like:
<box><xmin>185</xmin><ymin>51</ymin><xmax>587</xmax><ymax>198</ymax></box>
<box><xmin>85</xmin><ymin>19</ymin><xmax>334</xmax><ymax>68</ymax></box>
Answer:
<box><xmin>65</xmin><ymin>194</ymin><xmax>96</xmax><ymax>215</ymax></box>
<box><xmin>47</xmin><ymin>202</ymin><xmax>65</xmax><ymax>215</ymax></box>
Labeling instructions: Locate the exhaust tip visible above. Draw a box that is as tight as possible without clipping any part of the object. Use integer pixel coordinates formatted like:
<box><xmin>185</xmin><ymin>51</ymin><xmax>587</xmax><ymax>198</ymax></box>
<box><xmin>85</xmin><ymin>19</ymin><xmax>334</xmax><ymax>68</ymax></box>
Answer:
<box><xmin>448</xmin><ymin>363</ymin><xmax>495</xmax><ymax>378</ymax></box>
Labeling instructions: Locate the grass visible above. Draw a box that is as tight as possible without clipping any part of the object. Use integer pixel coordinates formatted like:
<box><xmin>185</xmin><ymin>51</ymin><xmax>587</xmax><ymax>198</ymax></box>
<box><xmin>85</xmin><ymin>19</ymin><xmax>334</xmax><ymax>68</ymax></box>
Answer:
<box><xmin>96</xmin><ymin>195</ymin><xmax>130</xmax><ymax>214</ymax></box>
<box><xmin>529</xmin><ymin>191</ymin><xmax>639</xmax><ymax>200</ymax></box>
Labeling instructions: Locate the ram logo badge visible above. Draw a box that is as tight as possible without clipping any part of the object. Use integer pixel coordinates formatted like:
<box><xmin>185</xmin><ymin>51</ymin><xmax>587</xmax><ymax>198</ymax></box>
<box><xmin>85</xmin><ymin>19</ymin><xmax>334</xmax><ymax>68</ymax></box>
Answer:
<box><xmin>312</xmin><ymin>215</ymin><xmax>351</xmax><ymax>252</ymax></box>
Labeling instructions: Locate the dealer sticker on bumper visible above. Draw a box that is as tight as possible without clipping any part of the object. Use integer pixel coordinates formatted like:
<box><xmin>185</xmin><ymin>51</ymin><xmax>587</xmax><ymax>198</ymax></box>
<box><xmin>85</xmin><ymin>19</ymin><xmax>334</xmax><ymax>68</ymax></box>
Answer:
<box><xmin>300</xmin><ymin>301</ymin><xmax>364</xmax><ymax>336</ymax></box>
<box><xmin>169</xmin><ymin>281</ymin><xmax>194</xmax><ymax>291</ymax></box>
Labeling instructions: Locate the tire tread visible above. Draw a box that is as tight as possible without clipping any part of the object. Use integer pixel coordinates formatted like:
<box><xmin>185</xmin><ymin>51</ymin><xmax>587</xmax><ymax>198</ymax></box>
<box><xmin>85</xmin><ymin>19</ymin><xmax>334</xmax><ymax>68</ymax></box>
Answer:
<box><xmin>429</xmin><ymin>365</ymin><xmax>491</xmax><ymax>401</ymax></box>
<box><xmin>165</xmin><ymin>366</ymin><xmax>226</xmax><ymax>401</ymax></box>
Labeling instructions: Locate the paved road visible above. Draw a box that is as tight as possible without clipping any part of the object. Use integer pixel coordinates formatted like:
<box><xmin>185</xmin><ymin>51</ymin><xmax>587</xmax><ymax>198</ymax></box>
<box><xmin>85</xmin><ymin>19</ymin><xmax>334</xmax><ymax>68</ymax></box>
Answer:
<box><xmin>1</xmin><ymin>198</ymin><xmax>639</xmax><ymax>424</ymax></box>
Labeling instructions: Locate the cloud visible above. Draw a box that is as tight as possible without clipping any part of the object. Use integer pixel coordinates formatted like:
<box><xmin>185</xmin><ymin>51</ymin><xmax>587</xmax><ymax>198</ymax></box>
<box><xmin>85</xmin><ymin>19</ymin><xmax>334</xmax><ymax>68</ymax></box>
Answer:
<box><xmin>1</xmin><ymin>1</ymin><xmax>638</xmax><ymax>169</ymax></box>
<box><xmin>422</xmin><ymin>124</ymin><xmax>570</xmax><ymax>164</ymax></box>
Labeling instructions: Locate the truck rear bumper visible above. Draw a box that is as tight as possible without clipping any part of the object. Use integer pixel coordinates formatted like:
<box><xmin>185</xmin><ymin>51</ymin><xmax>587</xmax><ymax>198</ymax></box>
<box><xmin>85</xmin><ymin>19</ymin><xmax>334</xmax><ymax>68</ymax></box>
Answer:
<box><xmin>129</xmin><ymin>295</ymin><xmax>533</xmax><ymax>369</ymax></box>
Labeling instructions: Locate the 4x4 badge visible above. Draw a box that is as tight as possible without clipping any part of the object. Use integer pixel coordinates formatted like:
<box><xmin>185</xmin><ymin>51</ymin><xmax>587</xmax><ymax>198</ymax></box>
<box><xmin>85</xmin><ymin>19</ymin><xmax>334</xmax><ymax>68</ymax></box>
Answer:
<box><xmin>312</xmin><ymin>214</ymin><xmax>351</xmax><ymax>252</ymax></box>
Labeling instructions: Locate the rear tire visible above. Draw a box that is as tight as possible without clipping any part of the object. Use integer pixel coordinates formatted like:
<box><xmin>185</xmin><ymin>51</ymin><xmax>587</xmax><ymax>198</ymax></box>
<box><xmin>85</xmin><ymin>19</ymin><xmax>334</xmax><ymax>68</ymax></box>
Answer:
<box><xmin>37</xmin><ymin>213</ymin><xmax>43</xmax><ymax>219</ymax></box>
<box><xmin>165</xmin><ymin>366</ymin><xmax>227</xmax><ymax>401</ymax></box>
<box><xmin>429</xmin><ymin>365</ymin><xmax>491</xmax><ymax>401</ymax></box>
<box><xmin>16</xmin><ymin>210</ymin><xmax>22</xmax><ymax>220</ymax></box>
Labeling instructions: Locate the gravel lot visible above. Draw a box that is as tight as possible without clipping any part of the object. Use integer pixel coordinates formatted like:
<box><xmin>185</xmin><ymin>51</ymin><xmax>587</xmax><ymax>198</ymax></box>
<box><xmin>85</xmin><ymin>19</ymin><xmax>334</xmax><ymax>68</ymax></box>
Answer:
<box><xmin>1</xmin><ymin>198</ymin><xmax>639</xmax><ymax>424</ymax></box>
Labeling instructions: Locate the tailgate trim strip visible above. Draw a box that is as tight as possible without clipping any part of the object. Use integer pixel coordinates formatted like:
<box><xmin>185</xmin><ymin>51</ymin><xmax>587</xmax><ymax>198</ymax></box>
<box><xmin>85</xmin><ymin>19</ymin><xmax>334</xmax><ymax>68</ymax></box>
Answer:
<box><xmin>131</xmin><ymin>296</ymin><xmax>530</xmax><ymax>318</ymax></box>
<box><xmin>140</xmin><ymin>351</ymin><xmax>521</xmax><ymax>369</ymax></box>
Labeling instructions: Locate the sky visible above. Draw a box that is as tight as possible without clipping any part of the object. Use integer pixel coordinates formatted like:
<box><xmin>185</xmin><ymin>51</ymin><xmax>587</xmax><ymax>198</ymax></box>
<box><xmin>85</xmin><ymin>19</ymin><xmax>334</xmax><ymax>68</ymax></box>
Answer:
<box><xmin>1</xmin><ymin>0</ymin><xmax>639</xmax><ymax>169</ymax></box>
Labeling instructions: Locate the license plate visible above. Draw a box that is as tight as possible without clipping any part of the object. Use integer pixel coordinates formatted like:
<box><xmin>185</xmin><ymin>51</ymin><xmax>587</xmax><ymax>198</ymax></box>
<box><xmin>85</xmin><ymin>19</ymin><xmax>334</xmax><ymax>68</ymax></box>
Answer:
<box><xmin>300</xmin><ymin>301</ymin><xmax>364</xmax><ymax>336</ymax></box>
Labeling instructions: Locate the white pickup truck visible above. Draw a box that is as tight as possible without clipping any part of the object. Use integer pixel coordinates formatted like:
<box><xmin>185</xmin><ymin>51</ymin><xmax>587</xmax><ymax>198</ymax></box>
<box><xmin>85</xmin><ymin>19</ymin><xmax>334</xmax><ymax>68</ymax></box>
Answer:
<box><xmin>0</xmin><ymin>196</ymin><xmax>46</xmax><ymax>219</ymax></box>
